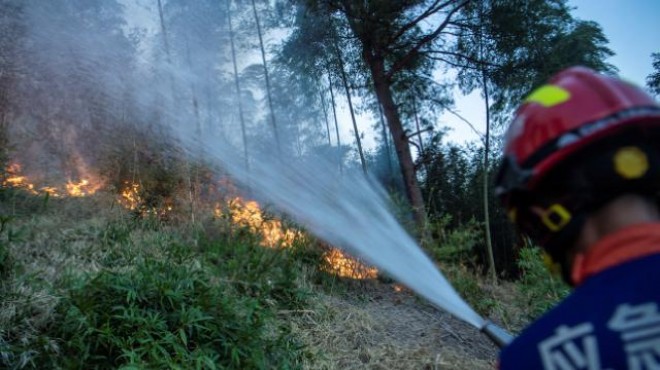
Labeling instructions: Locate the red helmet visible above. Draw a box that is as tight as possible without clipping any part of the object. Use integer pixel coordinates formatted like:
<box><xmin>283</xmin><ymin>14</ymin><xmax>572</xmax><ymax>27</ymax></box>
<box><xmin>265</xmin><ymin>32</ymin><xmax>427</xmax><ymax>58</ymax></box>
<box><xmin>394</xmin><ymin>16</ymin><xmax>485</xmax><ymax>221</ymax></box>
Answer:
<box><xmin>496</xmin><ymin>66</ymin><xmax>660</xmax><ymax>258</ymax></box>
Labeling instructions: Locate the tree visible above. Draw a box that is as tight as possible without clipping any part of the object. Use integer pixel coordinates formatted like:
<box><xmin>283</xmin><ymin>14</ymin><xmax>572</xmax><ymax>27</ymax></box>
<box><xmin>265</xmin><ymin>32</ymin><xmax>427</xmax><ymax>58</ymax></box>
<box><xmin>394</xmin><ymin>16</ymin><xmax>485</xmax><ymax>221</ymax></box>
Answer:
<box><xmin>454</xmin><ymin>0</ymin><xmax>616</xmax><ymax>118</ymax></box>
<box><xmin>251</xmin><ymin>0</ymin><xmax>282</xmax><ymax>154</ymax></box>
<box><xmin>290</xmin><ymin>1</ymin><xmax>469</xmax><ymax>233</ymax></box>
<box><xmin>648</xmin><ymin>52</ymin><xmax>660</xmax><ymax>97</ymax></box>
<box><xmin>450</xmin><ymin>0</ymin><xmax>615</xmax><ymax>277</ymax></box>
<box><xmin>0</xmin><ymin>0</ymin><xmax>25</xmax><ymax>171</ymax></box>
<box><xmin>332</xmin><ymin>39</ymin><xmax>367</xmax><ymax>175</ymax></box>
<box><xmin>227</xmin><ymin>0</ymin><xmax>250</xmax><ymax>170</ymax></box>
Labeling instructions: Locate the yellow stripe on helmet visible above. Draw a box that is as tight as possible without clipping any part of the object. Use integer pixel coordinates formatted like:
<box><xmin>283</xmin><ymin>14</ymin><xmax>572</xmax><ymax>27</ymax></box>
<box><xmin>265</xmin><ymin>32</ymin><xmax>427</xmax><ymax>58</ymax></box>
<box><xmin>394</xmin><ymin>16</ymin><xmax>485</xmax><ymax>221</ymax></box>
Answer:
<box><xmin>524</xmin><ymin>85</ymin><xmax>571</xmax><ymax>107</ymax></box>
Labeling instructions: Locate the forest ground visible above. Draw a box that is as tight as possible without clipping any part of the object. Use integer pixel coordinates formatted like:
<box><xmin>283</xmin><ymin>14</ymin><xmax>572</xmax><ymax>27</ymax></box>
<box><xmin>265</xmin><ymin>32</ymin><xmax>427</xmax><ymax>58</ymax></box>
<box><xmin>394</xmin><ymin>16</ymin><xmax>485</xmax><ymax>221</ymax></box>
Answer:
<box><xmin>0</xmin><ymin>192</ymin><xmax>539</xmax><ymax>369</ymax></box>
<box><xmin>292</xmin><ymin>277</ymin><xmax>527</xmax><ymax>370</ymax></box>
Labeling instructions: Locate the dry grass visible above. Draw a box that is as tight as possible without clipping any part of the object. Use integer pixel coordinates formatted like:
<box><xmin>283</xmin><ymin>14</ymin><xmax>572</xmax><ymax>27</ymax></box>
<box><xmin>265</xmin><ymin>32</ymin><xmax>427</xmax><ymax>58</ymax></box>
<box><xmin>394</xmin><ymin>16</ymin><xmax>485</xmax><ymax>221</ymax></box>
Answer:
<box><xmin>290</xmin><ymin>280</ymin><xmax>499</xmax><ymax>370</ymax></box>
<box><xmin>1</xmin><ymin>193</ymin><xmax>533</xmax><ymax>369</ymax></box>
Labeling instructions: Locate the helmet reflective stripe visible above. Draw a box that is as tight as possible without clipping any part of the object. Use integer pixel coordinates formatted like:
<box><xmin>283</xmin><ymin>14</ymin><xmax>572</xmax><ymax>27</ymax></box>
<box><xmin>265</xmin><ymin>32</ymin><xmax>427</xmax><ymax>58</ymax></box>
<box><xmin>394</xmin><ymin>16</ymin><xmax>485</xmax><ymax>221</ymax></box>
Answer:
<box><xmin>524</xmin><ymin>85</ymin><xmax>571</xmax><ymax>107</ymax></box>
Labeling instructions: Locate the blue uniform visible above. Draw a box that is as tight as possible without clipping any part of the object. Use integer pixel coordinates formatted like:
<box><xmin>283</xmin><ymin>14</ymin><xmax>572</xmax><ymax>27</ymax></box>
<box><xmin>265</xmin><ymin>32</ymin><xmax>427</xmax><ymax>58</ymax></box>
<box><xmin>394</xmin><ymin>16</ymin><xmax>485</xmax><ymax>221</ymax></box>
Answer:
<box><xmin>499</xmin><ymin>253</ymin><xmax>660</xmax><ymax>369</ymax></box>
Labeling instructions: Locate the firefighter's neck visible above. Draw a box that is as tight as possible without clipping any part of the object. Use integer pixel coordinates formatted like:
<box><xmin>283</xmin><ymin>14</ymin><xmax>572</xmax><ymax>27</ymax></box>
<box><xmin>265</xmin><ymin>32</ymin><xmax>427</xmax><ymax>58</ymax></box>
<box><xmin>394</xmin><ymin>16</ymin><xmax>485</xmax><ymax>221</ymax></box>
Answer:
<box><xmin>573</xmin><ymin>194</ymin><xmax>660</xmax><ymax>255</ymax></box>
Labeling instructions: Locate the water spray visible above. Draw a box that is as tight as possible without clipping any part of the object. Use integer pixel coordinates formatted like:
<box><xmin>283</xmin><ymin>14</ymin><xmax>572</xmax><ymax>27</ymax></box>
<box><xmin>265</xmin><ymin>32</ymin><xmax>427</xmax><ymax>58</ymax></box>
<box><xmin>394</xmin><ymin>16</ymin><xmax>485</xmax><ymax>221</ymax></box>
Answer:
<box><xmin>18</xmin><ymin>0</ymin><xmax>516</xmax><ymax>352</ymax></box>
<box><xmin>196</xmin><ymin>137</ymin><xmax>517</xmax><ymax>349</ymax></box>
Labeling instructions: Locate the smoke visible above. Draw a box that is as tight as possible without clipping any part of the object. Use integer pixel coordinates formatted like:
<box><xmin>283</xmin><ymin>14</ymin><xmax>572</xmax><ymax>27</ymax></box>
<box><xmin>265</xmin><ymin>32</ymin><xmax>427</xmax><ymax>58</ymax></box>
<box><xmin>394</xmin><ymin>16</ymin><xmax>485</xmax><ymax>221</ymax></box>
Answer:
<box><xmin>2</xmin><ymin>0</ymin><xmax>485</xmax><ymax>328</ymax></box>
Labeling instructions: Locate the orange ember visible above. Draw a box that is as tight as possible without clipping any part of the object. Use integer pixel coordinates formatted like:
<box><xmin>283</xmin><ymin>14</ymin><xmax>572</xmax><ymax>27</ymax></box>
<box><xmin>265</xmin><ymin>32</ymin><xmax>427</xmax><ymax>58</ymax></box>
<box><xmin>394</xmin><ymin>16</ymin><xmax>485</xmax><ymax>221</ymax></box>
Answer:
<box><xmin>119</xmin><ymin>182</ymin><xmax>142</xmax><ymax>210</ymax></box>
<box><xmin>216</xmin><ymin>197</ymin><xmax>300</xmax><ymax>248</ymax></box>
<box><xmin>323</xmin><ymin>249</ymin><xmax>378</xmax><ymax>280</ymax></box>
<box><xmin>3</xmin><ymin>162</ymin><xmax>101</xmax><ymax>198</ymax></box>
<box><xmin>66</xmin><ymin>179</ymin><xmax>102</xmax><ymax>197</ymax></box>
<box><xmin>3</xmin><ymin>163</ymin><xmax>39</xmax><ymax>195</ymax></box>
<box><xmin>216</xmin><ymin>197</ymin><xmax>378</xmax><ymax>279</ymax></box>
<box><xmin>117</xmin><ymin>181</ymin><xmax>173</xmax><ymax>217</ymax></box>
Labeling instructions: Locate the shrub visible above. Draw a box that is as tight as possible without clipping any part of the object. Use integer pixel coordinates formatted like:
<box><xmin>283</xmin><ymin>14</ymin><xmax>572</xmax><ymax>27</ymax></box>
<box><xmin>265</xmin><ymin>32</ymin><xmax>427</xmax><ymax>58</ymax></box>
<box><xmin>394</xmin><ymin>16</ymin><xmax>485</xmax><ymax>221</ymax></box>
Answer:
<box><xmin>429</xmin><ymin>219</ymin><xmax>483</xmax><ymax>270</ymax></box>
<box><xmin>30</xmin><ymin>260</ymin><xmax>306</xmax><ymax>369</ymax></box>
<box><xmin>0</xmin><ymin>216</ymin><xmax>16</xmax><ymax>279</ymax></box>
<box><xmin>517</xmin><ymin>247</ymin><xmax>570</xmax><ymax>319</ymax></box>
<box><xmin>201</xmin><ymin>233</ymin><xmax>312</xmax><ymax>311</ymax></box>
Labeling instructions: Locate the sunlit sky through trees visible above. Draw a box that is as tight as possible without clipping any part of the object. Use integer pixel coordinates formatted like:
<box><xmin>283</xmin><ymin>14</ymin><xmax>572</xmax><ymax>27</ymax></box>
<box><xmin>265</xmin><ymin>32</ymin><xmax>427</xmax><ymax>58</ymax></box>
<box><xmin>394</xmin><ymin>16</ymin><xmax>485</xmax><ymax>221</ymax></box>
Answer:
<box><xmin>122</xmin><ymin>0</ymin><xmax>659</xmax><ymax>151</ymax></box>
<box><xmin>443</xmin><ymin>0</ymin><xmax>660</xmax><ymax>145</ymax></box>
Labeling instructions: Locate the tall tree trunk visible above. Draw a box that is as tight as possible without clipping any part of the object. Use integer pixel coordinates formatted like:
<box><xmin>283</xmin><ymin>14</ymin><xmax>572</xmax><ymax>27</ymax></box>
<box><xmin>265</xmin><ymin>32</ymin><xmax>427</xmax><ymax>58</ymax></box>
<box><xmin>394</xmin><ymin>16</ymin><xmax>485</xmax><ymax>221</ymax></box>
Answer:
<box><xmin>250</xmin><ymin>0</ymin><xmax>281</xmax><ymax>154</ymax></box>
<box><xmin>411</xmin><ymin>95</ymin><xmax>428</xmax><ymax>179</ymax></box>
<box><xmin>333</xmin><ymin>43</ymin><xmax>366</xmax><ymax>175</ymax></box>
<box><xmin>327</xmin><ymin>70</ymin><xmax>343</xmax><ymax>174</ymax></box>
<box><xmin>479</xmin><ymin>3</ymin><xmax>496</xmax><ymax>282</ymax></box>
<box><xmin>482</xmin><ymin>68</ymin><xmax>496</xmax><ymax>282</ymax></box>
<box><xmin>377</xmin><ymin>100</ymin><xmax>394</xmax><ymax>180</ymax></box>
<box><xmin>156</xmin><ymin>0</ymin><xmax>171</xmax><ymax>64</ymax></box>
<box><xmin>368</xmin><ymin>55</ymin><xmax>426</xmax><ymax>231</ymax></box>
<box><xmin>156</xmin><ymin>0</ymin><xmax>195</xmax><ymax>225</ymax></box>
<box><xmin>412</xmin><ymin>95</ymin><xmax>425</xmax><ymax>154</ymax></box>
<box><xmin>227</xmin><ymin>0</ymin><xmax>249</xmax><ymax>170</ymax></box>
<box><xmin>184</xmin><ymin>36</ymin><xmax>202</xmax><ymax>141</ymax></box>
<box><xmin>319</xmin><ymin>90</ymin><xmax>332</xmax><ymax>146</ymax></box>
<box><xmin>156</xmin><ymin>0</ymin><xmax>176</xmax><ymax>99</ymax></box>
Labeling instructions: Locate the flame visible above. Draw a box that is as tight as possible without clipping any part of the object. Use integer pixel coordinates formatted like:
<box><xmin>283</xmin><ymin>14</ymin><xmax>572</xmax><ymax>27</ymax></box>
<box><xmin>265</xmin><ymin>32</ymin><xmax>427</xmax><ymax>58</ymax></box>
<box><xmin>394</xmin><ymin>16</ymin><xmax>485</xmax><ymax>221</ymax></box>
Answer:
<box><xmin>117</xmin><ymin>181</ymin><xmax>173</xmax><ymax>217</ymax></box>
<box><xmin>4</xmin><ymin>163</ymin><xmax>379</xmax><ymax>280</ymax></box>
<box><xmin>215</xmin><ymin>197</ymin><xmax>378</xmax><ymax>279</ymax></box>
<box><xmin>3</xmin><ymin>163</ymin><xmax>38</xmax><ymax>195</ymax></box>
<box><xmin>40</xmin><ymin>186</ymin><xmax>61</xmax><ymax>197</ymax></box>
<box><xmin>215</xmin><ymin>197</ymin><xmax>300</xmax><ymax>248</ymax></box>
<box><xmin>323</xmin><ymin>249</ymin><xmax>378</xmax><ymax>280</ymax></box>
<box><xmin>119</xmin><ymin>182</ymin><xmax>142</xmax><ymax>210</ymax></box>
<box><xmin>3</xmin><ymin>162</ymin><xmax>101</xmax><ymax>198</ymax></box>
<box><xmin>65</xmin><ymin>178</ymin><xmax>102</xmax><ymax>197</ymax></box>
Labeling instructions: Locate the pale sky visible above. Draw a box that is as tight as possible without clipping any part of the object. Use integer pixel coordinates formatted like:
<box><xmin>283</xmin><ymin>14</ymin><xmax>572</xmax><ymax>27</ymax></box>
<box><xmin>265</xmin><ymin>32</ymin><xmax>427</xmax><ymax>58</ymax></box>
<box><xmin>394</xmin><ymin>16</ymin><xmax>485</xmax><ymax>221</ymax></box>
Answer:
<box><xmin>122</xmin><ymin>1</ymin><xmax>659</xmax><ymax>150</ymax></box>
<box><xmin>443</xmin><ymin>0</ymin><xmax>660</xmax><ymax>145</ymax></box>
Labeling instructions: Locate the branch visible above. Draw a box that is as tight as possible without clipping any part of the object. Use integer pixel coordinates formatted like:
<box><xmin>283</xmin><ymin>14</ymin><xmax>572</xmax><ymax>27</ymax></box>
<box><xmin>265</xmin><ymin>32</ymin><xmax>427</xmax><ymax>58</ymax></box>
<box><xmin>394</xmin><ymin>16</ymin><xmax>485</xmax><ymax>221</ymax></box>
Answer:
<box><xmin>426</xmin><ymin>49</ymin><xmax>502</xmax><ymax>69</ymax></box>
<box><xmin>406</xmin><ymin>127</ymin><xmax>434</xmax><ymax>139</ymax></box>
<box><xmin>408</xmin><ymin>139</ymin><xmax>421</xmax><ymax>152</ymax></box>
<box><xmin>389</xmin><ymin>0</ymin><xmax>453</xmax><ymax>44</ymax></box>
<box><xmin>426</xmin><ymin>55</ymin><xmax>481</xmax><ymax>70</ymax></box>
<box><xmin>441</xmin><ymin>105</ymin><xmax>486</xmax><ymax>144</ymax></box>
<box><xmin>387</xmin><ymin>0</ymin><xmax>470</xmax><ymax>78</ymax></box>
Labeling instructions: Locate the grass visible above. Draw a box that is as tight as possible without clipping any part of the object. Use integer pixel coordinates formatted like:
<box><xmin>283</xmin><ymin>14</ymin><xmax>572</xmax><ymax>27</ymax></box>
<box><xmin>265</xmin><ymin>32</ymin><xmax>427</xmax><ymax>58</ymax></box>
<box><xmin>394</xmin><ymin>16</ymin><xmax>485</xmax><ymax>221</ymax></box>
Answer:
<box><xmin>0</xmin><ymin>193</ymin><xmax>314</xmax><ymax>369</ymax></box>
<box><xmin>428</xmin><ymin>221</ymin><xmax>568</xmax><ymax>334</ymax></box>
<box><xmin>0</xmin><ymin>187</ymin><xmax>568</xmax><ymax>369</ymax></box>
<box><xmin>516</xmin><ymin>246</ymin><xmax>570</xmax><ymax>319</ymax></box>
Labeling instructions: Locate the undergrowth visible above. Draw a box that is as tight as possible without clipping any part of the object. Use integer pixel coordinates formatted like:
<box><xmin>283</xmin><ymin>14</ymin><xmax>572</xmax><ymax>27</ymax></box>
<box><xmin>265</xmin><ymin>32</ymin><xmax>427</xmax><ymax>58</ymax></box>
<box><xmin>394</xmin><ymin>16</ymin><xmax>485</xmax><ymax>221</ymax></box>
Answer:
<box><xmin>429</xmin><ymin>219</ymin><xmax>568</xmax><ymax>330</ymax></box>
<box><xmin>516</xmin><ymin>246</ymin><xmax>570</xmax><ymax>319</ymax></box>
<box><xmin>0</xmin><ymin>187</ymin><xmax>572</xmax><ymax>368</ymax></box>
<box><xmin>0</xmin><ymin>195</ymin><xmax>314</xmax><ymax>369</ymax></box>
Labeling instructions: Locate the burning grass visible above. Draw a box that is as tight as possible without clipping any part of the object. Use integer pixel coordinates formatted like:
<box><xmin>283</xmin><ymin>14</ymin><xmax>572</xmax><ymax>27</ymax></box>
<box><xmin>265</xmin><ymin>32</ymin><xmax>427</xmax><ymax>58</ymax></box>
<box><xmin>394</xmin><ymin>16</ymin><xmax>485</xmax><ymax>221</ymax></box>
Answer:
<box><xmin>0</xmin><ymin>164</ymin><xmax>525</xmax><ymax>369</ymax></box>
<box><xmin>2</xmin><ymin>162</ymin><xmax>379</xmax><ymax>281</ymax></box>
<box><xmin>2</xmin><ymin>163</ymin><xmax>102</xmax><ymax>198</ymax></box>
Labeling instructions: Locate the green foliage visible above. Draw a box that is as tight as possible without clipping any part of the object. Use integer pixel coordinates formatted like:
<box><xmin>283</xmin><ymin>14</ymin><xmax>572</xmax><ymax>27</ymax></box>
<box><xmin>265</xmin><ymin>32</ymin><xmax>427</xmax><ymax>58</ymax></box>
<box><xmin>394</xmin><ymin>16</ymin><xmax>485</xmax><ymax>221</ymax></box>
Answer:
<box><xmin>442</xmin><ymin>263</ymin><xmax>495</xmax><ymax>316</ymax></box>
<box><xmin>0</xmin><ymin>215</ymin><xmax>14</xmax><ymax>279</ymax></box>
<box><xmin>428</xmin><ymin>222</ymin><xmax>495</xmax><ymax>315</ymax></box>
<box><xmin>37</xmin><ymin>260</ymin><xmax>304</xmax><ymax>369</ymax></box>
<box><xmin>0</xmin><ymin>201</ymin><xmax>314</xmax><ymax>369</ymax></box>
<box><xmin>516</xmin><ymin>247</ymin><xmax>570</xmax><ymax>319</ymax></box>
<box><xmin>2</xmin><ymin>250</ymin><xmax>308</xmax><ymax>369</ymax></box>
<box><xmin>455</xmin><ymin>0</ymin><xmax>616</xmax><ymax>117</ymax></box>
<box><xmin>428</xmin><ymin>218</ymin><xmax>483</xmax><ymax>270</ymax></box>
<box><xmin>647</xmin><ymin>52</ymin><xmax>660</xmax><ymax>97</ymax></box>
<box><xmin>201</xmin><ymin>235</ymin><xmax>312</xmax><ymax>311</ymax></box>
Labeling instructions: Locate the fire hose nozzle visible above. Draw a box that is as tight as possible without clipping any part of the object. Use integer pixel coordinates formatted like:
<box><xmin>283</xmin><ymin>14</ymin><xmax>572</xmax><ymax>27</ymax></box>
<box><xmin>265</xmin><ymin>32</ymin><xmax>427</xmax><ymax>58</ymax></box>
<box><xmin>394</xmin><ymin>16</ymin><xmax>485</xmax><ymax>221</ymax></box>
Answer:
<box><xmin>481</xmin><ymin>321</ymin><xmax>514</xmax><ymax>349</ymax></box>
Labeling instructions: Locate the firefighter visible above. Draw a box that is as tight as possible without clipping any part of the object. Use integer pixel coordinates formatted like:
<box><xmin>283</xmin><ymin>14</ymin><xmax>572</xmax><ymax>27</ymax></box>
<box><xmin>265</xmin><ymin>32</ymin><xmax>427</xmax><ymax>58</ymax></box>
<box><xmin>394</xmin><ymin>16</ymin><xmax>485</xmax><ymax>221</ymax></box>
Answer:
<box><xmin>495</xmin><ymin>66</ymin><xmax>660</xmax><ymax>369</ymax></box>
